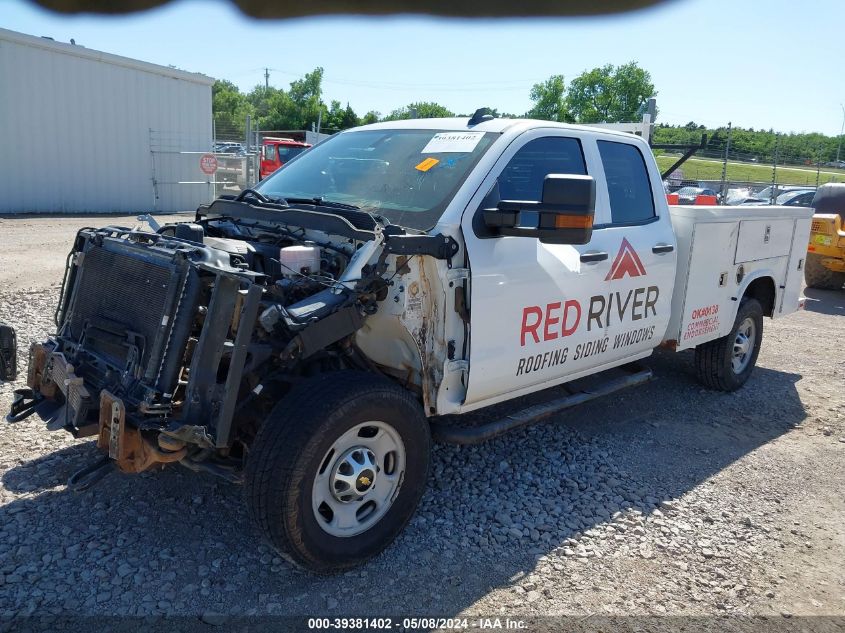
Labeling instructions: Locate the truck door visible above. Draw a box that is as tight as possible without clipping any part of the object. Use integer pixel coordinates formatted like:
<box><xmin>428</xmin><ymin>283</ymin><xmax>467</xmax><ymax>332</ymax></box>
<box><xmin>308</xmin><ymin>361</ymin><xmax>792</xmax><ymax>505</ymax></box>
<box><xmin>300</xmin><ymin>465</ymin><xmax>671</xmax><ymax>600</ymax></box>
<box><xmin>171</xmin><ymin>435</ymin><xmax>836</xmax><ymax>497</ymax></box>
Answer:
<box><xmin>460</xmin><ymin>130</ymin><xmax>676</xmax><ymax>408</ymax></box>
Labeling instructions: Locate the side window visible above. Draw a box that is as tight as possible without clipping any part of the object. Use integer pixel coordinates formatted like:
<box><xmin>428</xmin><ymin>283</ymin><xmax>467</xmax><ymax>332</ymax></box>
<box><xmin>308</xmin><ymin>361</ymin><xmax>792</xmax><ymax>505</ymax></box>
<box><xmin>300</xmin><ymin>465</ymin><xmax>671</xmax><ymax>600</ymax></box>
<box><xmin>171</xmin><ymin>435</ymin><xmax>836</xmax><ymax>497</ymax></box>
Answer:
<box><xmin>264</xmin><ymin>145</ymin><xmax>276</xmax><ymax>161</ymax></box>
<box><xmin>597</xmin><ymin>140</ymin><xmax>655</xmax><ymax>225</ymax></box>
<box><xmin>498</xmin><ymin>137</ymin><xmax>587</xmax><ymax>201</ymax></box>
<box><xmin>795</xmin><ymin>192</ymin><xmax>814</xmax><ymax>206</ymax></box>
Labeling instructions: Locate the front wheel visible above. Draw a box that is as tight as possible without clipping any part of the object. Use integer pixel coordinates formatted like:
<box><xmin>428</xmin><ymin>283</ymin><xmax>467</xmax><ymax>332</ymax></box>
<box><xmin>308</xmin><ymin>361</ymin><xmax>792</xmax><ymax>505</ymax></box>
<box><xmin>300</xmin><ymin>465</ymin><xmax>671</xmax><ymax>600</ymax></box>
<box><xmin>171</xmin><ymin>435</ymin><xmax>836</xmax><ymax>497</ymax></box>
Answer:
<box><xmin>244</xmin><ymin>371</ymin><xmax>430</xmax><ymax>572</ymax></box>
<box><xmin>694</xmin><ymin>298</ymin><xmax>763</xmax><ymax>391</ymax></box>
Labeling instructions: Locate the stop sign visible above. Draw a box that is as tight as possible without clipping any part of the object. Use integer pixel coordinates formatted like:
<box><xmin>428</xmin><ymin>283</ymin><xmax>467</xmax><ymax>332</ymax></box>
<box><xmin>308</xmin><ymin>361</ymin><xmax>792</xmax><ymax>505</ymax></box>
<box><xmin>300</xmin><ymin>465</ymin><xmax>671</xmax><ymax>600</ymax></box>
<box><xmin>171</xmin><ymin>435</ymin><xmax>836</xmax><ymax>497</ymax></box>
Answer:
<box><xmin>199</xmin><ymin>153</ymin><xmax>218</xmax><ymax>175</ymax></box>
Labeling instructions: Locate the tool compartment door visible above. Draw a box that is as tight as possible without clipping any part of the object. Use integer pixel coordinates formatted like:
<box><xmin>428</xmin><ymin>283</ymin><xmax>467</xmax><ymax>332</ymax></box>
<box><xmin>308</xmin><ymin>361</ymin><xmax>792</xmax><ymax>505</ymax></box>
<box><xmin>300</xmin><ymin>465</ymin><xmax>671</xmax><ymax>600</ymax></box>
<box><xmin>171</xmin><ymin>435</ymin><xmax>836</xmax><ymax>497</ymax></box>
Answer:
<box><xmin>779</xmin><ymin>218</ymin><xmax>812</xmax><ymax>315</ymax></box>
<box><xmin>677</xmin><ymin>222</ymin><xmax>738</xmax><ymax>349</ymax></box>
<box><xmin>735</xmin><ymin>219</ymin><xmax>794</xmax><ymax>263</ymax></box>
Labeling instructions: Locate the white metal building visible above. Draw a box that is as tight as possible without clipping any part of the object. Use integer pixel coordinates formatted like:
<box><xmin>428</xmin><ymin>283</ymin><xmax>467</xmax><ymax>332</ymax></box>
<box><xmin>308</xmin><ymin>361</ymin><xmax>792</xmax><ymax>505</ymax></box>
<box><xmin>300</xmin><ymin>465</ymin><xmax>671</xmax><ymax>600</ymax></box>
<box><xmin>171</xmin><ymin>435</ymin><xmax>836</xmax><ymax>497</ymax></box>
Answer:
<box><xmin>0</xmin><ymin>28</ymin><xmax>214</xmax><ymax>214</ymax></box>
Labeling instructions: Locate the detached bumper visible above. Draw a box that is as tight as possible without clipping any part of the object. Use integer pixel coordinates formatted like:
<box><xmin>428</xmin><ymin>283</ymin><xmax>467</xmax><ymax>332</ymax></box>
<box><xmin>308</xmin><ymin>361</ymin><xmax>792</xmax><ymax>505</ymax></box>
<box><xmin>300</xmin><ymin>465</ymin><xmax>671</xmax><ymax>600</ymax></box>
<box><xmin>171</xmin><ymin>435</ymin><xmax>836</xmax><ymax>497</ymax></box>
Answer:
<box><xmin>7</xmin><ymin>344</ymin><xmax>186</xmax><ymax>474</ymax></box>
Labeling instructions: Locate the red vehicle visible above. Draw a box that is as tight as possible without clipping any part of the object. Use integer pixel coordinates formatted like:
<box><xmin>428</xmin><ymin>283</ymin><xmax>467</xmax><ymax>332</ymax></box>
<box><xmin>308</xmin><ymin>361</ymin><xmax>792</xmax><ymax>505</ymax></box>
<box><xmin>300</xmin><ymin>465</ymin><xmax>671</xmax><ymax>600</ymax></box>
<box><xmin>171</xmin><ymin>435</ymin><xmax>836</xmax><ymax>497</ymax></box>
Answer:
<box><xmin>259</xmin><ymin>137</ymin><xmax>311</xmax><ymax>180</ymax></box>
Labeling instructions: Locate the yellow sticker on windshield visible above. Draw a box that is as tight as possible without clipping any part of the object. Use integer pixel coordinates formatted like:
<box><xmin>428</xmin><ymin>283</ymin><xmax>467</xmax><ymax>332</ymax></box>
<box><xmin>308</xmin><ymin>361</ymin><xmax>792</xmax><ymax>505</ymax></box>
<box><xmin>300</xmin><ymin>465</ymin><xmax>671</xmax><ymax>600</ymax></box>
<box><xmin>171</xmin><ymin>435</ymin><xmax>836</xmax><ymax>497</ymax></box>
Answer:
<box><xmin>415</xmin><ymin>157</ymin><xmax>440</xmax><ymax>172</ymax></box>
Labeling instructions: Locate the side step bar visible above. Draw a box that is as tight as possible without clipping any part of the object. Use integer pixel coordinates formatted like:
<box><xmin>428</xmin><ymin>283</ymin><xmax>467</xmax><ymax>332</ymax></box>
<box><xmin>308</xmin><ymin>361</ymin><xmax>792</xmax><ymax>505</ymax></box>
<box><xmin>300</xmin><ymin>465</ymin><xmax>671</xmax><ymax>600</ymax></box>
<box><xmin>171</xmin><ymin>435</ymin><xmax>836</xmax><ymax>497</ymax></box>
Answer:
<box><xmin>430</xmin><ymin>365</ymin><xmax>653</xmax><ymax>445</ymax></box>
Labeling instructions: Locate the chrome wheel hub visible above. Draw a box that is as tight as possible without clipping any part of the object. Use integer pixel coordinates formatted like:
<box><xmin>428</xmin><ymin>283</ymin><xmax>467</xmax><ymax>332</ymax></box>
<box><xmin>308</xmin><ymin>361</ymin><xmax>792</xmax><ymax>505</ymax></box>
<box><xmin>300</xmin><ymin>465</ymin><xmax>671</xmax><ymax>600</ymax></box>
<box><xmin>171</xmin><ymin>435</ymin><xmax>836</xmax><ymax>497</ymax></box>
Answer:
<box><xmin>312</xmin><ymin>421</ymin><xmax>405</xmax><ymax>538</ymax></box>
<box><xmin>731</xmin><ymin>317</ymin><xmax>756</xmax><ymax>374</ymax></box>
<box><xmin>330</xmin><ymin>447</ymin><xmax>378</xmax><ymax>502</ymax></box>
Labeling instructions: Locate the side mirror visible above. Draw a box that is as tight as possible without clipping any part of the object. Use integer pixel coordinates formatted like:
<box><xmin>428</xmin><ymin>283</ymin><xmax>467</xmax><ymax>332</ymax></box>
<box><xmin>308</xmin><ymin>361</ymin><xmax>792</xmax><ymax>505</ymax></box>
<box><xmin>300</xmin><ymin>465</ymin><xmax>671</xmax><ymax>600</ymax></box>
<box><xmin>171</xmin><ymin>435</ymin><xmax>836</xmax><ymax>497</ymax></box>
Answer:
<box><xmin>483</xmin><ymin>174</ymin><xmax>595</xmax><ymax>244</ymax></box>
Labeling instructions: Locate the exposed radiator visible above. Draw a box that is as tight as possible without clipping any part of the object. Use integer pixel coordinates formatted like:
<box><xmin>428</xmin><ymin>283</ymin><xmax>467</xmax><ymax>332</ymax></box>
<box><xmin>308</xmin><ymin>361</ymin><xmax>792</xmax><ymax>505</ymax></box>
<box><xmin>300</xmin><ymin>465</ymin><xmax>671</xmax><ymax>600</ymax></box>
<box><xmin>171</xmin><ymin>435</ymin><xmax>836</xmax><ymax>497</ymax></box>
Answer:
<box><xmin>64</xmin><ymin>245</ymin><xmax>185</xmax><ymax>378</ymax></box>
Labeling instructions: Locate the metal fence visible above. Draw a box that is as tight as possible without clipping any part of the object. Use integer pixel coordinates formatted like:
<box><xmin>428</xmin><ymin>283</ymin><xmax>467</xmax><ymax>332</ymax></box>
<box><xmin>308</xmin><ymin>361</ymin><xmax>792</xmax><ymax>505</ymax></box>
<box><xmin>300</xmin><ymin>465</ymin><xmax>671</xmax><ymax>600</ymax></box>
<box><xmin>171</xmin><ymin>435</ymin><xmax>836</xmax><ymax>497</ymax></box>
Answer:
<box><xmin>149</xmin><ymin>128</ymin><xmax>262</xmax><ymax>209</ymax></box>
<box><xmin>657</xmin><ymin>122</ymin><xmax>845</xmax><ymax>206</ymax></box>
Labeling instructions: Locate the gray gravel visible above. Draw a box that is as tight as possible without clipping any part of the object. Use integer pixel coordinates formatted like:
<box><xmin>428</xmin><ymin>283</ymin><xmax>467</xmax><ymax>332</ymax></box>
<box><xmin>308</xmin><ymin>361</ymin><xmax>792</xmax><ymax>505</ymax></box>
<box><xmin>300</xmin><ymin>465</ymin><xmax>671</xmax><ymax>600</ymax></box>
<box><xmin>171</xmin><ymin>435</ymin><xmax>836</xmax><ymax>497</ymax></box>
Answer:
<box><xmin>0</xmin><ymin>216</ymin><xmax>843</xmax><ymax>622</ymax></box>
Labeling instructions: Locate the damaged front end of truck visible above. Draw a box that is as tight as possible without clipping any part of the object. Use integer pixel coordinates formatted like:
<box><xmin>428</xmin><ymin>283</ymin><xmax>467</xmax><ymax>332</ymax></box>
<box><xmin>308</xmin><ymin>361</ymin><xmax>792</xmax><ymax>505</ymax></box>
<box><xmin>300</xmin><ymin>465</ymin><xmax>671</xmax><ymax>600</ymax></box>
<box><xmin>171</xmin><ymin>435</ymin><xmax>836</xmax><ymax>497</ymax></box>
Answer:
<box><xmin>8</xmin><ymin>196</ymin><xmax>458</xmax><ymax>488</ymax></box>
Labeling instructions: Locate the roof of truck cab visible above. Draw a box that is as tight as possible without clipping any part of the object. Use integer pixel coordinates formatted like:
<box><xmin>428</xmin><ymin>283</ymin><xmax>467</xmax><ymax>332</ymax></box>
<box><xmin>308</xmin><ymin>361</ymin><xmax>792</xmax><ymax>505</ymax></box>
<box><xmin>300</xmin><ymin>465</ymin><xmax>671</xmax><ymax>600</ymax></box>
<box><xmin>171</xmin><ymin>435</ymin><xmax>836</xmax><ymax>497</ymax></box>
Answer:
<box><xmin>263</xmin><ymin>137</ymin><xmax>310</xmax><ymax>146</ymax></box>
<box><xmin>351</xmin><ymin>117</ymin><xmax>646</xmax><ymax>140</ymax></box>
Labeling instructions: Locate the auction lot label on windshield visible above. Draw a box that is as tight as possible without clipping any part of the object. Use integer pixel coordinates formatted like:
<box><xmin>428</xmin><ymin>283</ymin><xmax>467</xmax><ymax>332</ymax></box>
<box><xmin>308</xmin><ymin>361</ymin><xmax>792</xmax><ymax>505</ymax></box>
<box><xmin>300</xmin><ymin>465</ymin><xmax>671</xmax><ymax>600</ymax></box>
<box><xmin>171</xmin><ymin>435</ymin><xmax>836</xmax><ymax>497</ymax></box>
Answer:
<box><xmin>422</xmin><ymin>131</ymin><xmax>485</xmax><ymax>153</ymax></box>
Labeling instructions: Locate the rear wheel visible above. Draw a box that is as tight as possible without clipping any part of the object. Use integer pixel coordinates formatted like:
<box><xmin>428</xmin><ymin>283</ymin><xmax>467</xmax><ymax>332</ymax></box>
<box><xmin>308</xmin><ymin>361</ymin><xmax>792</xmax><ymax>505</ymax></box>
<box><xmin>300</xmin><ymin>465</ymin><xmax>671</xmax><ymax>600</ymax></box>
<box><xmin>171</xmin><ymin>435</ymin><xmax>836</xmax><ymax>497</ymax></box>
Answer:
<box><xmin>244</xmin><ymin>371</ymin><xmax>430</xmax><ymax>572</ymax></box>
<box><xmin>694</xmin><ymin>298</ymin><xmax>763</xmax><ymax>392</ymax></box>
<box><xmin>804</xmin><ymin>253</ymin><xmax>845</xmax><ymax>290</ymax></box>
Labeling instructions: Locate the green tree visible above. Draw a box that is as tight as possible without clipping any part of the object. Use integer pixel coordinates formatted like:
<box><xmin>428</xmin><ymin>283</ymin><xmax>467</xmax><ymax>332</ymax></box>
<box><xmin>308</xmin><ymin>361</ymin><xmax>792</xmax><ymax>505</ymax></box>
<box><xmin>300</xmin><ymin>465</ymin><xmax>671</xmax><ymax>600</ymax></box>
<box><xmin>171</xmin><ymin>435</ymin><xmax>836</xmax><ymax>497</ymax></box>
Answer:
<box><xmin>247</xmin><ymin>67</ymin><xmax>327</xmax><ymax>131</ymax></box>
<box><xmin>525</xmin><ymin>75</ymin><xmax>569</xmax><ymax>122</ymax></box>
<box><xmin>341</xmin><ymin>103</ymin><xmax>359</xmax><ymax>129</ymax></box>
<box><xmin>322</xmin><ymin>100</ymin><xmax>361</xmax><ymax>132</ymax></box>
<box><xmin>361</xmin><ymin>111</ymin><xmax>380</xmax><ymax>125</ymax></box>
<box><xmin>384</xmin><ymin>102</ymin><xmax>454</xmax><ymax>120</ymax></box>
<box><xmin>323</xmin><ymin>100</ymin><xmax>346</xmax><ymax>132</ymax></box>
<box><xmin>566</xmin><ymin>62</ymin><xmax>656</xmax><ymax>123</ymax></box>
<box><xmin>212</xmin><ymin>79</ymin><xmax>255</xmax><ymax>139</ymax></box>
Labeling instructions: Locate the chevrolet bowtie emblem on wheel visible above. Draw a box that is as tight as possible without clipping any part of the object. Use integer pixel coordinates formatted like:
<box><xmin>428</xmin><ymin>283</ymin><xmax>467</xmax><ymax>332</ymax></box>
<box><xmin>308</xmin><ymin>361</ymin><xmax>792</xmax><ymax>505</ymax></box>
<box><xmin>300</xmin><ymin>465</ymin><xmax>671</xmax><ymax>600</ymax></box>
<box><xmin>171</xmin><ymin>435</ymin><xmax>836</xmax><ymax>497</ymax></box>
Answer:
<box><xmin>358</xmin><ymin>475</ymin><xmax>371</xmax><ymax>487</ymax></box>
<box><xmin>605</xmin><ymin>237</ymin><xmax>647</xmax><ymax>281</ymax></box>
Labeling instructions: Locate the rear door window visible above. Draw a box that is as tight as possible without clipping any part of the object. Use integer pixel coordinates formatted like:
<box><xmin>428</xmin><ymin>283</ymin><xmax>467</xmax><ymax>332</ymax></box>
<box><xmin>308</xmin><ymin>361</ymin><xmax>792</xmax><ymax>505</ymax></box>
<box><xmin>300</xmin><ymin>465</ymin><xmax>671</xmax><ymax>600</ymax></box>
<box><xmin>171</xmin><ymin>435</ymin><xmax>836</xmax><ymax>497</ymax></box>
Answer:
<box><xmin>598</xmin><ymin>140</ymin><xmax>655</xmax><ymax>225</ymax></box>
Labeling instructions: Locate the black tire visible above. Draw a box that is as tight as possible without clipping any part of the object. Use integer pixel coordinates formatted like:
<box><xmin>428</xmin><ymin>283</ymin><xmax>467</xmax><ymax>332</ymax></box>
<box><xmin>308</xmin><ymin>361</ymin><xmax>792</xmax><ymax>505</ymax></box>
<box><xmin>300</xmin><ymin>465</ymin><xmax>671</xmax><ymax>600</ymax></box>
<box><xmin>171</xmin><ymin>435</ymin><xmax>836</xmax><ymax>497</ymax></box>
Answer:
<box><xmin>804</xmin><ymin>253</ymin><xmax>845</xmax><ymax>290</ymax></box>
<box><xmin>694</xmin><ymin>298</ymin><xmax>763</xmax><ymax>392</ymax></box>
<box><xmin>244</xmin><ymin>371</ymin><xmax>430</xmax><ymax>573</ymax></box>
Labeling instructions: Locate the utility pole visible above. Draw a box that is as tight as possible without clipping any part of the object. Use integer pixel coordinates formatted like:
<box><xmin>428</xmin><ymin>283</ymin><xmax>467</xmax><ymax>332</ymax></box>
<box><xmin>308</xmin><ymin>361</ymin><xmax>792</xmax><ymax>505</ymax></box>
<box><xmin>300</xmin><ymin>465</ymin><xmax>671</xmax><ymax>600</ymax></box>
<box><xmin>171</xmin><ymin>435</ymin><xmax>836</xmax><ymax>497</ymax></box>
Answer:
<box><xmin>837</xmin><ymin>103</ymin><xmax>845</xmax><ymax>164</ymax></box>
<box><xmin>719</xmin><ymin>121</ymin><xmax>732</xmax><ymax>203</ymax></box>
<box><xmin>264</xmin><ymin>68</ymin><xmax>270</xmax><ymax>91</ymax></box>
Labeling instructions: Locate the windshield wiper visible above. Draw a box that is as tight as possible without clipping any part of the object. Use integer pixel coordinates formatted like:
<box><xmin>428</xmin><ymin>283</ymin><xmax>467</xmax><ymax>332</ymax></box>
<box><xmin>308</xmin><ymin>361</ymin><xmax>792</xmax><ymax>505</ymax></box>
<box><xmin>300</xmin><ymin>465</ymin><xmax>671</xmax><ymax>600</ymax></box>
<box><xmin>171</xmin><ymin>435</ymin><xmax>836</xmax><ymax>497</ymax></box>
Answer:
<box><xmin>280</xmin><ymin>196</ymin><xmax>360</xmax><ymax>211</ymax></box>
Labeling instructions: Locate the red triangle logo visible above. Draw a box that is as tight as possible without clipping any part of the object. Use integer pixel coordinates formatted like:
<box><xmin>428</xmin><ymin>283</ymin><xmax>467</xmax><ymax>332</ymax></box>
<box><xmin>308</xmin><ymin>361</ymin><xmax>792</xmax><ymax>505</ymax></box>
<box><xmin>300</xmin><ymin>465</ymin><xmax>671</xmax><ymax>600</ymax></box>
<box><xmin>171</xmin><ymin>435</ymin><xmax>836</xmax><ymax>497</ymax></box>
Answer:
<box><xmin>605</xmin><ymin>237</ymin><xmax>646</xmax><ymax>281</ymax></box>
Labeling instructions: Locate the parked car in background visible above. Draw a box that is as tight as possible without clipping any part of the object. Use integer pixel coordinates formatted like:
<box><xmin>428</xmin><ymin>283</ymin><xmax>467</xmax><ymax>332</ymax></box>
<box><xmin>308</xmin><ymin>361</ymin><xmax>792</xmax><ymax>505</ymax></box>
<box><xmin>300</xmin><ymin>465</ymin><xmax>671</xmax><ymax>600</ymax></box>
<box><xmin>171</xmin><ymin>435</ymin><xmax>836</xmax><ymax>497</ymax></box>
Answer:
<box><xmin>775</xmin><ymin>189</ymin><xmax>816</xmax><ymax>207</ymax></box>
<box><xmin>259</xmin><ymin>137</ymin><xmax>311</xmax><ymax>180</ymax></box>
<box><xmin>725</xmin><ymin>188</ymin><xmax>754</xmax><ymax>205</ymax></box>
<box><xmin>675</xmin><ymin>186</ymin><xmax>718</xmax><ymax>204</ymax></box>
<box><xmin>217</xmin><ymin>143</ymin><xmax>247</xmax><ymax>156</ymax></box>
<box><xmin>739</xmin><ymin>185</ymin><xmax>814</xmax><ymax>205</ymax></box>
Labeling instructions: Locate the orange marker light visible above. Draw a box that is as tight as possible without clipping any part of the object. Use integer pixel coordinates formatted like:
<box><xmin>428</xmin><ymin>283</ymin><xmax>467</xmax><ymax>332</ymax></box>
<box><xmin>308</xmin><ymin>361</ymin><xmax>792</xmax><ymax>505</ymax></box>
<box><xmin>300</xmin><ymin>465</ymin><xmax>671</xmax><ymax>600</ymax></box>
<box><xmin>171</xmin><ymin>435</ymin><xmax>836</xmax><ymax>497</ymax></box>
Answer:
<box><xmin>554</xmin><ymin>215</ymin><xmax>593</xmax><ymax>229</ymax></box>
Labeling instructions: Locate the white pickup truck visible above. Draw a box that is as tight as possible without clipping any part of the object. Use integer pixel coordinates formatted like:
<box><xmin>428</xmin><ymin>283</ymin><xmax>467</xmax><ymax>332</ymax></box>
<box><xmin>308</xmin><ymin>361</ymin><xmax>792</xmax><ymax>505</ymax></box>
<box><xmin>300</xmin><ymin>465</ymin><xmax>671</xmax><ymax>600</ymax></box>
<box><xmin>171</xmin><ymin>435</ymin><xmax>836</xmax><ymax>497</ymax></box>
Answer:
<box><xmin>11</xmin><ymin>114</ymin><xmax>812</xmax><ymax>572</ymax></box>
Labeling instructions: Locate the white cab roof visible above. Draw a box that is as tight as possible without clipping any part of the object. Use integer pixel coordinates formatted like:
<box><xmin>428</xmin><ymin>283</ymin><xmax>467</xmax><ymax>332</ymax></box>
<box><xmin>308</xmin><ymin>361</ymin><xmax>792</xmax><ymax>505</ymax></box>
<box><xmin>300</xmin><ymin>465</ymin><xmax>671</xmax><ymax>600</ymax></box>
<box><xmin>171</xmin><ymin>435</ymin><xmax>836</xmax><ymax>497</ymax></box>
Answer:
<box><xmin>353</xmin><ymin>117</ymin><xmax>647</xmax><ymax>142</ymax></box>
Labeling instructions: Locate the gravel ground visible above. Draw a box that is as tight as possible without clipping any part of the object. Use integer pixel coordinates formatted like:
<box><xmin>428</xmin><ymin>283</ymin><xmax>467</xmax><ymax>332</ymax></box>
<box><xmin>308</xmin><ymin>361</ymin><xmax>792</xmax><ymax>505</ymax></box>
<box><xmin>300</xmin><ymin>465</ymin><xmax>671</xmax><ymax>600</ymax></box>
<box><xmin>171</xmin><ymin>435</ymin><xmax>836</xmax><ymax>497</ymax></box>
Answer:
<box><xmin>0</xmin><ymin>215</ymin><xmax>843</xmax><ymax>627</ymax></box>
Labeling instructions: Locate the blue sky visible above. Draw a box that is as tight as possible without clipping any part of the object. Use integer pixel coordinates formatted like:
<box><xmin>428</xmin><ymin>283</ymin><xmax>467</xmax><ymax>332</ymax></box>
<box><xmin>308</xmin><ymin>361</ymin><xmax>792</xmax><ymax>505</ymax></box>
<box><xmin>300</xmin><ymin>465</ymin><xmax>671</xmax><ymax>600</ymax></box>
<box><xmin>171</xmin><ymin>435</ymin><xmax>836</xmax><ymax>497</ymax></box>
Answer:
<box><xmin>4</xmin><ymin>0</ymin><xmax>844</xmax><ymax>135</ymax></box>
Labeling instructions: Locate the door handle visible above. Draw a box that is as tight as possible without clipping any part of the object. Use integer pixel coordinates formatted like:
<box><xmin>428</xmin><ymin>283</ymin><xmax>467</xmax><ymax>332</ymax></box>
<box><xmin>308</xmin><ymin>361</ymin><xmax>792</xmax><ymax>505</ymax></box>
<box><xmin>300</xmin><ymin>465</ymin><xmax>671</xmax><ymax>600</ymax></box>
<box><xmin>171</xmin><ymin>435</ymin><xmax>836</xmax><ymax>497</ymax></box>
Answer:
<box><xmin>652</xmin><ymin>244</ymin><xmax>674</xmax><ymax>254</ymax></box>
<box><xmin>580</xmin><ymin>251</ymin><xmax>608</xmax><ymax>263</ymax></box>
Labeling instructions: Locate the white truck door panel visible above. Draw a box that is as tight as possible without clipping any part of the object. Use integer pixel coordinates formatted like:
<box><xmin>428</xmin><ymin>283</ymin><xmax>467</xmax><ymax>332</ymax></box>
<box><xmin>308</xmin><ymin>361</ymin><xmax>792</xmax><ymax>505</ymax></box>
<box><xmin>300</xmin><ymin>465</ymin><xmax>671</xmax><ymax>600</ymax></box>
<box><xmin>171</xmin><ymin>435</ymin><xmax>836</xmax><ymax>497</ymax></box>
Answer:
<box><xmin>588</xmin><ymin>224</ymin><xmax>675</xmax><ymax>366</ymax></box>
<box><xmin>461</xmin><ymin>130</ymin><xmax>675</xmax><ymax>407</ymax></box>
<box><xmin>735</xmin><ymin>218</ymin><xmax>794</xmax><ymax>263</ymax></box>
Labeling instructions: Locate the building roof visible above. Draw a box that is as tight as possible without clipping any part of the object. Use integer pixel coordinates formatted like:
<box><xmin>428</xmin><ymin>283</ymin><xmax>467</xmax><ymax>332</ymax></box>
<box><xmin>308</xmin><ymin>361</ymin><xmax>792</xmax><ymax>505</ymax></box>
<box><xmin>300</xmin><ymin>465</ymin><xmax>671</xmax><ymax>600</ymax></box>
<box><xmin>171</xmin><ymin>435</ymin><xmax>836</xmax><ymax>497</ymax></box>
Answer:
<box><xmin>0</xmin><ymin>27</ymin><xmax>215</xmax><ymax>86</ymax></box>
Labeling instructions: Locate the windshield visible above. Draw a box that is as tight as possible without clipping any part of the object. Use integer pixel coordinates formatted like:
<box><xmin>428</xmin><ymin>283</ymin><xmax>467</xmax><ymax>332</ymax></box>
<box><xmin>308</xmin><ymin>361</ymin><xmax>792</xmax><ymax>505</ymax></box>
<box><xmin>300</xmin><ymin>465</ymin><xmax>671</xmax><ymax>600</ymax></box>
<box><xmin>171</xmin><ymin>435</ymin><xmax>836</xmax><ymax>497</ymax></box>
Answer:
<box><xmin>255</xmin><ymin>129</ymin><xmax>497</xmax><ymax>231</ymax></box>
<box><xmin>776</xmin><ymin>190</ymin><xmax>812</xmax><ymax>204</ymax></box>
<box><xmin>277</xmin><ymin>145</ymin><xmax>307</xmax><ymax>161</ymax></box>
